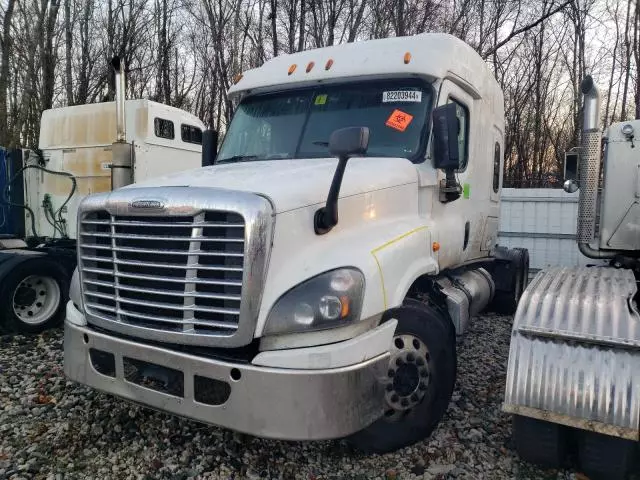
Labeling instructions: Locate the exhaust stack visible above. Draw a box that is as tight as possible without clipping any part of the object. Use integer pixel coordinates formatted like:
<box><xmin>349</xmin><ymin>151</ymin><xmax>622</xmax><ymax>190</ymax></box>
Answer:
<box><xmin>111</xmin><ymin>56</ymin><xmax>127</xmax><ymax>142</ymax></box>
<box><xmin>110</xmin><ymin>56</ymin><xmax>133</xmax><ymax>189</ymax></box>
<box><xmin>576</xmin><ymin>76</ymin><xmax>615</xmax><ymax>259</ymax></box>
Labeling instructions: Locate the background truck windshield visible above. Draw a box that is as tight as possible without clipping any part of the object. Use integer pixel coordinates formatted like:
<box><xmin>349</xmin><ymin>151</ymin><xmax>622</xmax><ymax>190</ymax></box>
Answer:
<box><xmin>217</xmin><ymin>80</ymin><xmax>432</xmax><ymax>163</ymax></box>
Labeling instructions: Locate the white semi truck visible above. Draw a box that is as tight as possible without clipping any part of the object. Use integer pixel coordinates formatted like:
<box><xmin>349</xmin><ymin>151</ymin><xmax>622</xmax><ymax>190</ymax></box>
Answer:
<box><xmin>64</xmin><ymin>33</ymin><xmax>528</xmax><ymax>452</ymax></box>
<box><xmin>0</xmin><ymin>58</ymin><xmax>206</xmax><ymax>334</ymax></box>
<box><xmin>505</xmin><ymin>77</ymin><xmax>639</xmax><ymax>479</ymax></box>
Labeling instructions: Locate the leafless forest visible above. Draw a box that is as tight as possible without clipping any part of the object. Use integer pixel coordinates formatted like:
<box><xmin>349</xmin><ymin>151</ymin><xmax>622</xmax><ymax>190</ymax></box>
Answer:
<box><xmin>0</xmin><ymin>0</ymin><xmax>637</xmax><ymax>187</ymax></box>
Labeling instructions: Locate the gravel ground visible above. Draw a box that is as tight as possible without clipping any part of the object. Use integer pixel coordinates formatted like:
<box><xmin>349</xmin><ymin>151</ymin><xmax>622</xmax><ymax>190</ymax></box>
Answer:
<box><xmin>0</xmin><ymin>314</ymin><xmax>637</xmax><ymax>480</ymax></box>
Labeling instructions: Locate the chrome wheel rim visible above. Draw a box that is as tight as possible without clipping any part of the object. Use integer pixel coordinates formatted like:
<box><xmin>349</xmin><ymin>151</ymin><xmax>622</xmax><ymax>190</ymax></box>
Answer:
<box><xmin>383</xmin><ymin>333</ymin><xmax>431</xmax><ymax>421</ymax></box>
<box><xmin>12</xmin><ymin>275</ymin><xmax>60</xmax><ymax>325</ymax></box>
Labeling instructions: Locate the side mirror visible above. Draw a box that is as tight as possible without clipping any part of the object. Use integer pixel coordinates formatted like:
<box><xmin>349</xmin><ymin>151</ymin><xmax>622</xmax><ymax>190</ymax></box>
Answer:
<box><xmin>328</xmin><ymin>126</ymin><xmax>369</xmax><ymax>159</ymax></box>
<box><xmin>202</xmin><ymin>129</ymin><xmax>218</xmax><ymax>167</ymax></box>
<box><xmin>563</xmin><ymin>179</ymin><xmax>579</xmax><ymax>193</ymax></box>
<box><xmin>315</xmin><ymin>127</ymin><xmax>369</xmax><ymax>235</ymax></box>
<box><xmin>432</xmin><ymin>103</ymin><xmax>460</xmax><ymax>170</ymax></box>
<box><xmin>564</xmin><ymin>150</ymin><xmax>579</xmax><ymax>181</ymax></box>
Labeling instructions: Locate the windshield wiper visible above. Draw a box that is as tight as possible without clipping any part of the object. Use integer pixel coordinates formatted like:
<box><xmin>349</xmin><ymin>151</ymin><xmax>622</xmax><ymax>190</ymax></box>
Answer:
<box><xmin>216</xmin><ymin>155</ymin><xmax>260</xmax><ymax>164</ymax></box>
<box><xmin>312</xmin><ymin>141</ymin><xmax>329</xmax><ymax>147</ymax></box>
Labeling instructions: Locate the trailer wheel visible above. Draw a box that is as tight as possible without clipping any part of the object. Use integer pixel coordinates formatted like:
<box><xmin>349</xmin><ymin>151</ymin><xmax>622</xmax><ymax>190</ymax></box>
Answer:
<box><xmin>348</xmin><ymin>299</ymin><xmax>456</xmax><ymax>453</ymax></box>
<box><xmin>512</xmin><ymin>415</ymin><xmax>568</xmax><ymax>469</ymax></box>
<box><xmin>578</xmin><ymin>430</ymin><xmax>636</xmax><ymax>480</ymax></box>
<box><xmin>0</xmin><ymin>258</ymin><xmax>69</xmax><ymax>334</ymax></box>
<box><xmin>492</xmin><ymin>248</ymin><xmax>529</xmax><ymax>315</ymax></box>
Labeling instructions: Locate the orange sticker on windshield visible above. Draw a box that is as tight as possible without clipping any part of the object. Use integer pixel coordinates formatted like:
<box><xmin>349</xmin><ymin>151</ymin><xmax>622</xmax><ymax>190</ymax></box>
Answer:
<box><xmin>386</xmin><ymin>109</ymin><xmax>413</xmax><ymax>132</ymax></box>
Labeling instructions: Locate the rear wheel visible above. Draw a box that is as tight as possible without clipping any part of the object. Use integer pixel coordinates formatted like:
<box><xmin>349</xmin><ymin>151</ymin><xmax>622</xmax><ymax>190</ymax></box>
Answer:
<box><xmin>578</xmin><ymin>430</ymin><xmax>636</xmax><ymax>480</ymax></box>
<box><xmin>0</xmin><ymin>258</ymin><xmax>69</xmax><ymax>334</ymax></box>
<box><xmin>348</xmin><ymin>300</ymin><xmax>456</xmax><ymax>453</ymax></box>
<box><xmin>512</xmin><ymin>415</ymin><xmax>568</xmax><ymax>469</ymax></box>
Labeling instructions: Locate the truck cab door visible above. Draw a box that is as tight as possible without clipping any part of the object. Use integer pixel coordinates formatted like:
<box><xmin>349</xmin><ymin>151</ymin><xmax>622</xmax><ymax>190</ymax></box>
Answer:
<box><xmin>430</xmin><ymin>78</ymin><xmax>482</xmax><ymax>266</ymax></box>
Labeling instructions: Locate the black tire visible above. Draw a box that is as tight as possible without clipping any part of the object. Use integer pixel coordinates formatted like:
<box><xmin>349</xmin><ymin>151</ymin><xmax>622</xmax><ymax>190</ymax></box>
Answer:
<box><xmin>513</xmin><ymin>415</ymin><xmax>568</xmax><ymax>468</ymax></box>
<box><xmin>0</xmin><ymin>257</ymin><xmax>69</xmax><ymax>335</ymax></box>
<box><xmin>348</xmin><ymin>299</ymin><xmax>456</xmax><ymax>453</ymax></box>
<box><xmin>492</xmin><ymin>248</ymin><xmax>529</xmax><ymax>315</ymax></box>
<box><xmin>578</xmin><ymin>430</ymin><xmax>636</xmax><ymax>480</ymax></box>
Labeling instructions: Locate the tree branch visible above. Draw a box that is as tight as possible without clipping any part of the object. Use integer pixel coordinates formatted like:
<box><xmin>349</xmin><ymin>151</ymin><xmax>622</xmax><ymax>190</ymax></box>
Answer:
<box><xmin>482</xmin><ymin>0</ymin><xmax>572</xmax><ymax>59</ymax></box>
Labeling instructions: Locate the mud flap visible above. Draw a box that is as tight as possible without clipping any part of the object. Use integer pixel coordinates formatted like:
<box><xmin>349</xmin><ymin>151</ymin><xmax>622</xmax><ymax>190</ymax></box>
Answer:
<box><xmin>503</xmin><ymin>266</ymin><xmax>640</xmax><ymax>441</ymax></box>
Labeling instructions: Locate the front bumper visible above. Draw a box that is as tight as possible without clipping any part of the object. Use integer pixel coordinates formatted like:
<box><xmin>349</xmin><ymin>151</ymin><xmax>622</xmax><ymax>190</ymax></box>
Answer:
<box><xmin>64</xmin><ymin>317</ymin><xmax>390</xmax><ymax>440</ymax></box>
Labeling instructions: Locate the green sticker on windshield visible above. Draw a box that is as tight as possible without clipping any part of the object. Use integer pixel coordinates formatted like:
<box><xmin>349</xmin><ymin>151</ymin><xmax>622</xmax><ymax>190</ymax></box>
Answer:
<box><xmin>314</xmin><ymin>94</ymin><xmax>327</xmax><ymax>105</ymax></box>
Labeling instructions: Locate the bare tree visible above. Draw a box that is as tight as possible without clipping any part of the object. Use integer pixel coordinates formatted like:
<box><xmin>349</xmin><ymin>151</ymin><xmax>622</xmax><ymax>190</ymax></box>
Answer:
<box><xmin>604</xmin><ymin>0</ymin><xmax>621</xmax><ymax>124</ymax></box>
<box><xmin>64</xmin><ymin>0</ymin><xmax>74</xmax><ymax>105</ymax></box>
<box><xmin>0</xmin><ymin>0</ymin><xmax>17</xmax><ymax>146</ymax></box>
<box><xmin>75</xmin><ymin>0</ymin><xmax>98</xmax><ymax>104</ymax></box>
<box><xmin>0</xmin><ymin>0</ymin><xmax>635</xmax><ymax>186</ymax></box>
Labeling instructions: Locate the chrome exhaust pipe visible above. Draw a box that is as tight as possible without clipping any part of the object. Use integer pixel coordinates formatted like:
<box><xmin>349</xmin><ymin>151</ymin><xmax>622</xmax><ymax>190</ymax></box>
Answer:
<box><xmin>576</xmin><ymin>76</ymin><xmax>615</xmax><ymax>259</ymax></box>
<box><xmin>111</xmin><ymin>56</ymin><xmax>126</xmax><ymax>142</ymax></box>
<box><xmin>110</xmin><ymin>56</ymin><xmax>133</xmax><ymax>189</ymax></box>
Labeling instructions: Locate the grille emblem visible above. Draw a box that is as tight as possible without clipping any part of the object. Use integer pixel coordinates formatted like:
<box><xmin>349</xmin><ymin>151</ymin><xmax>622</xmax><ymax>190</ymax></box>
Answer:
<box><xmin>130</xmin><ymin>199</ymin><xmax>165</xmax><ymax>209</ymax></box>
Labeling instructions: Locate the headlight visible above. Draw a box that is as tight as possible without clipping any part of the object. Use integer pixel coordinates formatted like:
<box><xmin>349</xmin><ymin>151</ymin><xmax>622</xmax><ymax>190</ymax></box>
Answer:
<box><xmin>263</xmin><ymin>268</ymin><xmax>365</xmax><ymax>335</ymax></box>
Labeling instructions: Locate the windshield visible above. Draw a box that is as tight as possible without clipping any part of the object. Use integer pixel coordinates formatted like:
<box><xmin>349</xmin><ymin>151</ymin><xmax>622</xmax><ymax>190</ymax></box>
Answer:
<box><xmin>217</xmin><ymin>79</ymin><xmax>432</xmax><ymax>163</ymax></box>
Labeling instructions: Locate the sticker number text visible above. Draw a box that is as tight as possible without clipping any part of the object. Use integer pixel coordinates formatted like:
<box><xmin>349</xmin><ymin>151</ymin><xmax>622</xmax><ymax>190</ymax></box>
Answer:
<box><xmin>382</xmin><ymin>90</ymin><xmax>422</xmax><ymax>103</ymax></box>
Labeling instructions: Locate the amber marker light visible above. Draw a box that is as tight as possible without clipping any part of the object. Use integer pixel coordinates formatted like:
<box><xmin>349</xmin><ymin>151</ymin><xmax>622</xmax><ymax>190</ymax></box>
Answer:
<box><xmin>340</xmin><ymin>296</ymin><xmax>350</xmax><ymax>318</ymax></box>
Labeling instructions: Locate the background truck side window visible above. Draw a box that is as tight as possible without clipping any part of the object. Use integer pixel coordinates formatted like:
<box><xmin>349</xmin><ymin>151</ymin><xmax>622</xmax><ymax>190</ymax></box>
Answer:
<box><xmin>493</xmin><ymin>142</ymin><xmax>501</xmax><ymax>192</ymax></box>
<box><xmin>181</xmin><ymin>124</ymin><xmax>203</xmax><ymax>144</ymax></box>
<box><xmin>448</xmin><ymin>98</ymin><xmax>469</xmax><ymax>170</ymax></box>
<box><xmin>154</xmin><ymin>118</ymin><xmax>175</xmax><ymax>139</ymax></box>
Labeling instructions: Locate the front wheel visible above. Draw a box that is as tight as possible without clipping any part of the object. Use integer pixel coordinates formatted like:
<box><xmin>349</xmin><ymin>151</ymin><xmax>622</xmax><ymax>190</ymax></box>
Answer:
<box><xmin>348</xmin><ymin>300</ymin><xmax>456</xmax><ymax>453</ymax></box>
<box><xmin>0</xmin><ymin>258</ymin><xmax>69</xmax><ymax>334</ymax></box>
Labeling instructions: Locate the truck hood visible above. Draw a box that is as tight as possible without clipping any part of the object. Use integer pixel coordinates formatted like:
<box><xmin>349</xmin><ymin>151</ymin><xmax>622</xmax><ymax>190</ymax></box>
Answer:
<box><xmin>130</xmin><ymin>157</ymin><xmax>419</xmax><ymax>213</ymax></box>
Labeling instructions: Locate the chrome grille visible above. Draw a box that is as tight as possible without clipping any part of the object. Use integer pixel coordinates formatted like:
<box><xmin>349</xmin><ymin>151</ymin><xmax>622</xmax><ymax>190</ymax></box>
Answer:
<box><xmin>77</xmin><ymin>187</ymin><xmax>273</xmax><ymax>347</ymax></box>
<box><xmin>80</xmin><ymin>211</ymin><xmax>246</xmax><ymax>337</ymax></box>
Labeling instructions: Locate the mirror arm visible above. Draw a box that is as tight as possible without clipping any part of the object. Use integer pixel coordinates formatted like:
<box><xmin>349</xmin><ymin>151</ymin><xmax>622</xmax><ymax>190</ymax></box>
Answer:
<box><xmin>314</xmin><ymin>155</ymin><xmax>349</xmax><ymax>235</ymax></box>
<box><xmin>315</xmin><ymin>126</ymin><xmax>368</xmax><ymax>235</ymax></box>
<box><xmin>439</xmin><ymin>169</ymin><xmax>462</xmax><ymax>203</ymax></box>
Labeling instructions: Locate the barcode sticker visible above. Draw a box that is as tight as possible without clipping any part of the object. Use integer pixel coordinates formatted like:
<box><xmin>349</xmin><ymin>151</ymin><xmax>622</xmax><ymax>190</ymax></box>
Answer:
<box><xmin>382</xmin><ymin>90</ymin><xmax>422</xmax><ymax>103</ymax></box>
